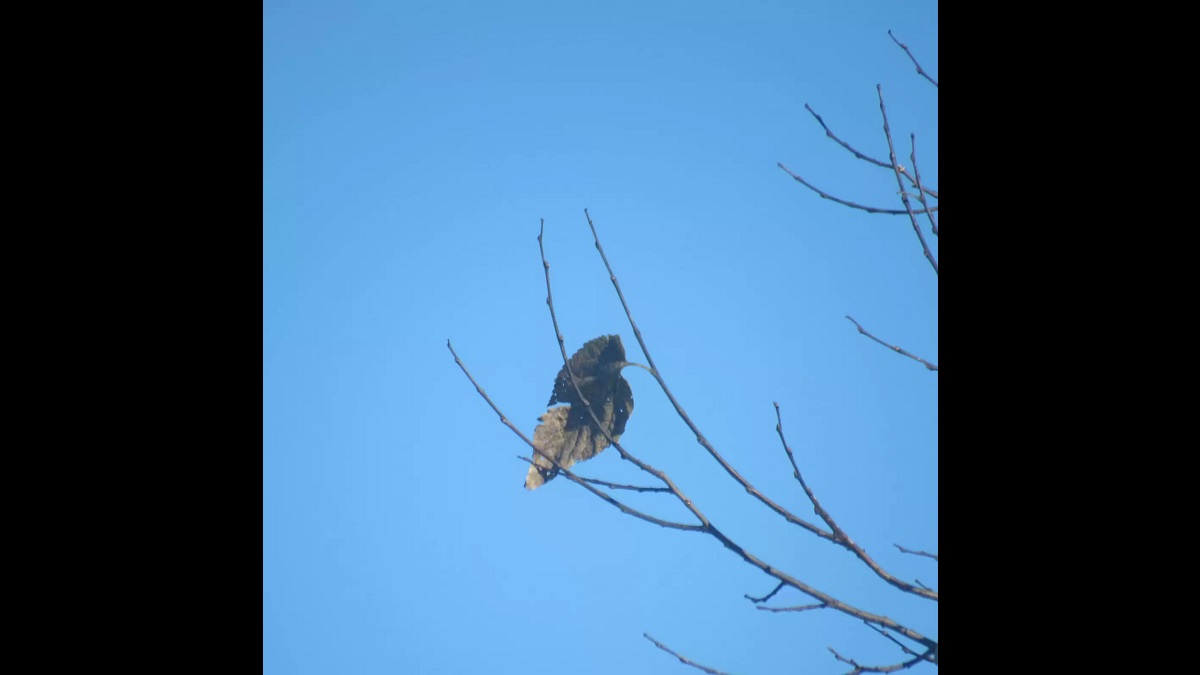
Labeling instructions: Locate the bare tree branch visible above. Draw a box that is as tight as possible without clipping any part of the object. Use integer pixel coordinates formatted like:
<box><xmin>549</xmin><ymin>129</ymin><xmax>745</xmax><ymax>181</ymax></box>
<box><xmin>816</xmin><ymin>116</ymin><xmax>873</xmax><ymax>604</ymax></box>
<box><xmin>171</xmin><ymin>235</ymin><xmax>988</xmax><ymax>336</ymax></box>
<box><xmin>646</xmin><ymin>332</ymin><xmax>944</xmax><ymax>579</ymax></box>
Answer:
<box><xmin>845</xmin><ymin>316</ymin><xmax>938</xmax><ymax>371</ymax></box>
<box><xmin>581</xmin><ymin>210</ymin><xmax>848</xmax><ymax>542</ymax></box>
<box><xmin>888</xmin><ymin>30</ymin><xmax>938</xmax><ymax>88</ymax></box>
<box><xmin>830</xmin><ymin>644</ymin><xmax>938</xmax><ymax>674</ymax></box>
<box><xmin>454</xmin><ymin>218</ymin><xmax>937</xmax><ymax>659</ymax></box>
<box><xmin>774</xmin><ymin>403</ymin><xmax>937</xmax><ymax>602</ymax></box>
<box><xmin>455</xmin><ymin>29</ymin><xmax>938</xmax><ymax>673</ymax></box>
<box><xmin>532</xmin><ymin>216</ymin><xmax>938</xmax><ymax>651</ymax></box>
<box><xmin>908</xmin><ymin>134</ymin><xmax>938</xmax><ymax>237</ymax></box>
<box><xmin>894</xmin><ymin>544</ymin><xmax>938</xmax><ymax>562</ymax></box>
<box><xmin>877</xmin><ymin>85</ymin><xmax>938</xmax><ymax>275</ymax></box>
<box><xmin>778</xmin><ymin>163</ymin><xmax>938</xmax><ymax>216</ymax></box>
<box><xmin>447</xmin><ymin>339</ymin><xmax>537</xmax><ymax>448</ymax></box>
<box><xmin>516</xmin><ymin>455</ymin><xmax>700</xmax><ymax>531</ymax></box>
<box><xmin>866</xmin><ymin>623</ymin><xmax>920</xmax><ymax>658</ymax></box>
<box><xmin>537</xmin><ymin>220</ymin><xmax>704</xmax><ymax>501</ymax></box>
<box><xmin>643</xmin><ymin>634</ymin><xmax>732</xmax><ymax>675</ymax></box>
<box><xmin>828</xmin><ymin>620</ymin><xmax>938</xmax><ymax>674</ymax></box>
<box><xmin>803</xmin><ymin>104</ymin><xmax>937</xmax><ymax>199</ymax></box>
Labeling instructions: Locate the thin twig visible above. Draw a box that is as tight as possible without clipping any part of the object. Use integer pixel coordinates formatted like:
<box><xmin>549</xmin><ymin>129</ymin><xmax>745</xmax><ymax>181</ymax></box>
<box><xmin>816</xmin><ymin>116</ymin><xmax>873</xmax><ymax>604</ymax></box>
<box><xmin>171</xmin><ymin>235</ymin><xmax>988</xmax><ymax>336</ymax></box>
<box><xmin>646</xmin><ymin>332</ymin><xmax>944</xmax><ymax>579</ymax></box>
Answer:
<box><xmin>643</xmin><ymin>634</ymin><xmax>732</xmax><ymax>675</ymax></box>
<box><xmin>803</xmin><ymin>104</ymin><xmax>937</xmax><ymax>199</ymax></box>
<box><xmin>888</xmin><ymin>30</ymin><xmax>938</xmax><ymax>88</ymax></box>
<box><xmin>756</xmin><ymin>603</ymin><xmax>828</xmax><ymax>613</ymax></box>
<box><xmin>845</xmin><ymin>316</ymin><xmax>938</xmax><ymax>371</ymax></box>
<box><xmin>778</xmin><ymin>163</ymin><xmax>938</xmax><ymax>216</ymax></box>
<box><xmin>908</xmin><ymin>134</ymin><xmax>938</xmax><ymax>237</ymax></box>
<box><xmin>877</xmin><ymin>86</ymin><xmax>937</xmax><ymax>274</ymax></box>
<box><xmin>516</xmin><ymin>456</ymin><xmax>700</xmax><ymax>531</ymax></box>
<box><xmin>865</xmin><ymin>623</ymin><xmax>919</xmax><ymax>658</ymax></box>
<box><xmin>894</xmin><ymin>544</ymin><xmax>938</xmax><ymax>562</ymax></box>
<box><xmin>447</xmin><ymin>339</ymin><xmax>536</xmax><ymax>447</ymax></box>
<box><xmin>578</xmin><ymin>476</ymin><xmax>672</xmax><ymax>493</ymax></box>
<box><xmin>775</xmin><ymin>403</ymin><xmax>937</xmax><ymax>602</ymax></box>
<box><xmin>744</xmin><ymin>581</ymin><xmax>786</xmax><ymax>604</ymax></box>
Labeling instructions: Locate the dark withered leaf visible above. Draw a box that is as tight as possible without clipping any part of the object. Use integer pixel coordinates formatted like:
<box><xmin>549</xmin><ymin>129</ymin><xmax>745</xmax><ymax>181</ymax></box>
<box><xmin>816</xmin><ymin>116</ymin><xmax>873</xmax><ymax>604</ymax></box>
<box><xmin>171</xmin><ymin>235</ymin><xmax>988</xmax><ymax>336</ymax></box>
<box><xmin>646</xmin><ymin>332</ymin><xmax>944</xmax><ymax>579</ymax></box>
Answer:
<box><xmin>547</xmin><ymin>334</ymin><xmax>628</xmax><ymax>407</ymax></box>
<box><xmin>526</xmin><ymin>335</ymin><xmax>635</xmax><ymax>490</ymax></box>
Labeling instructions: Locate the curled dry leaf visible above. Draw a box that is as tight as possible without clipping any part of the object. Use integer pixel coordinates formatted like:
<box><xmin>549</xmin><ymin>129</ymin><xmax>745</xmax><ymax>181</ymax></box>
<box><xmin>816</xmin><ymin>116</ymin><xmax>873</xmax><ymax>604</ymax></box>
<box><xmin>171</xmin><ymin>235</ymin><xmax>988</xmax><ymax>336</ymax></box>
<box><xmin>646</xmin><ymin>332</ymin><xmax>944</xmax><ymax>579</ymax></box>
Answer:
<box><xmin>526</xmin><ymin>335</ymin><xmax>635</xmax><ymax>489</ymax></box>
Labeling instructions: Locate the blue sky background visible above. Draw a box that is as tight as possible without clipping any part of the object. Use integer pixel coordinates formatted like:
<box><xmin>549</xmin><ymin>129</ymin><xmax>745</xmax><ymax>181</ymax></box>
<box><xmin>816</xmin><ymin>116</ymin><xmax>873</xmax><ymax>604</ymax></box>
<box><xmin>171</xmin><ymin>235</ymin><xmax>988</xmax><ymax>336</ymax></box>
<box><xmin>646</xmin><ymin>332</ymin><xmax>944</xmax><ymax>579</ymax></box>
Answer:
<box><xmin>263</xmin><ymin>1</ymin><xmax>937</xmax><ymax>673</ymax></box>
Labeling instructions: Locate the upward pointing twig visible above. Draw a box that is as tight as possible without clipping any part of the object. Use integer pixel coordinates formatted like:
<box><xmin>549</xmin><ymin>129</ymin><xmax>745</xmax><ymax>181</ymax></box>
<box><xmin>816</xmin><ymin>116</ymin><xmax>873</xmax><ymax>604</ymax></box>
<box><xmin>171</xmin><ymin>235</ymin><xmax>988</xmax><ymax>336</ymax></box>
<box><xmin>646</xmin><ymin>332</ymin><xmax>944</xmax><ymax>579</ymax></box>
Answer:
<box><xmin>889</xmin><ymin>30</ymin><xmax>938</xmax><ymax>88</ymax></box>
<box><xmin>877</xmin><ymin>85</ymin><xmax>938</xmax><ymax>275</ymax></box>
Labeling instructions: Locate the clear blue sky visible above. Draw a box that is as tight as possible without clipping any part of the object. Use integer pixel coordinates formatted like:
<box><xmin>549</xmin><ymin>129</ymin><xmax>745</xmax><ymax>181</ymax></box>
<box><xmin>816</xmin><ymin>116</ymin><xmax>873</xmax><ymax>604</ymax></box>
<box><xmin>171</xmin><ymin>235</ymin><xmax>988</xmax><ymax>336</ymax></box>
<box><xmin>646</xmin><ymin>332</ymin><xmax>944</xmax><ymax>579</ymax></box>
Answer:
<box><xmin>263</xmin><ymin>1</ymin><xmax>938</xmax><ymax>673</ymax></box>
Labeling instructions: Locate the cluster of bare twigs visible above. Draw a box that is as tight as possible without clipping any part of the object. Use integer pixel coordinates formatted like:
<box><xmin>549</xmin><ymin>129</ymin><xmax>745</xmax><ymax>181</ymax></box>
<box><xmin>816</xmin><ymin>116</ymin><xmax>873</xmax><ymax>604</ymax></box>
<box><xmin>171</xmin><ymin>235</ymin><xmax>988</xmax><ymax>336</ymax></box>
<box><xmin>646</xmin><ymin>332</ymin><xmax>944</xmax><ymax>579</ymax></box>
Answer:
<box><xmin>779</xmin><ymin>33</ymin><xmax>939</xmax><ymax>377</ymax></box>
<box><xmin>449</xmin><ymin>31</ymin><xmax>936</xmax><ymax>675</ymax></box>
<box><xmin>777</xmin><ymin>106</ymin><xmax>938</xmax><ymax>372</ymax></box>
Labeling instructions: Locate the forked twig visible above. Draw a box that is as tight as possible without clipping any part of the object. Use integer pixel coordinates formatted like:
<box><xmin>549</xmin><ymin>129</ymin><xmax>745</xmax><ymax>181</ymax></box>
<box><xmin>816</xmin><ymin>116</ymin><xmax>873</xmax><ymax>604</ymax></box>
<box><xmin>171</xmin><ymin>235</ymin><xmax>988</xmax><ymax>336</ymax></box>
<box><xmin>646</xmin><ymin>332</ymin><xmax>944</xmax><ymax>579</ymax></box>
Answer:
<box><xmin>866</xmin><ymin>623</ymin><xmax>920</xmax><ymax>657</ymax></box>
<box><xmin>450</xmin><ymin>217</ymin><xmax>937</xmax><ymax>656</ymax></box>
<box><xmin>537</xmin><ymin>220</ymin><xmax>699</xmax><ymax>500</ymax></box>
<box><xmin>447</xmin><ymin>337</ymin><xmax>695</xmax><ymax>531</ymax></box>
<box><xmin>582</xmin><ymin>210</ymin><xmax>841</xmax><ymax>543</ymax></box>
<box><xmin>778</xmin><ymin>163</ymin><xmax>938</xmax><ymax>216</ymax></box>
<box><xmin>803</xmin><ymin>104</ymin><xmax>937</xmax><ymax>199</ymax></box>
<box><xmin>829</xmin><ymin>644</ymin><xmax>938</xmax><ymax>674</ymax></box>
<box><xmin>515</xmin><ymin>455</ymin><xmax>699</xmax><ymax>531</ymax></box>
<box><xmin>536</xmin><ymin>215</ymin><xmax>937</xmax><ymax>650</ymax></box>
<box><xmin>908</xmin><ymin>135</ymin><xmax>938</xmax><ymax>237</ymax></box>
<box><xmin>775</xmin><ymin>403</ymin><xmax>937</xmax><ymax>601</ymax></box>
<box><xmin>452</xmin><ymin>28</ymin><xmax>939</xmax><ymax>674</ymax></box>
<box><xmin>877</xmin><ymin>85</ymin><xmax>937</xmax><ymax>275</ymax></box>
